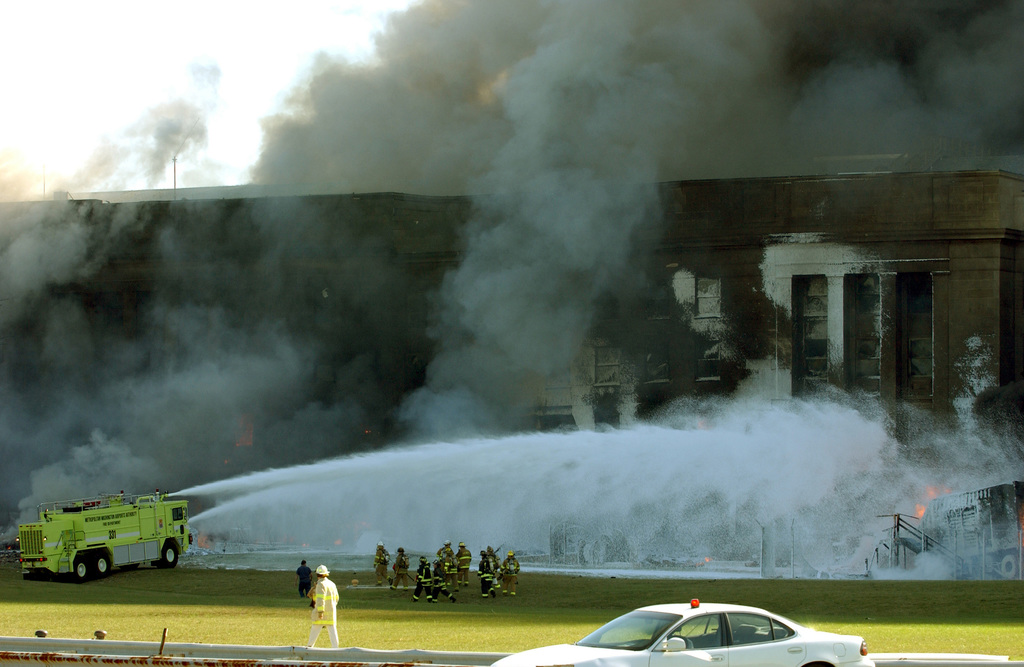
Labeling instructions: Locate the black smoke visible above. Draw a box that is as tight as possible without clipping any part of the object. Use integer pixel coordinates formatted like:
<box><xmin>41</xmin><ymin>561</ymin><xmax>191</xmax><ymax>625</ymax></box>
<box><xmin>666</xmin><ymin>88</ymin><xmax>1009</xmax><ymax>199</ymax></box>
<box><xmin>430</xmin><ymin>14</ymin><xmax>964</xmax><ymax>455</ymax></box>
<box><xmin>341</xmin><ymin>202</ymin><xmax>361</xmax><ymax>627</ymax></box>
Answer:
<box><xmin>0</xmin><ymin>196</ymin><xmax>428</xmax><ymax>527</ymax></box>
<box><xmin>4</xmin><ymin>0</ymin><xmax>1024</xmax><ymax>529</ymax></box>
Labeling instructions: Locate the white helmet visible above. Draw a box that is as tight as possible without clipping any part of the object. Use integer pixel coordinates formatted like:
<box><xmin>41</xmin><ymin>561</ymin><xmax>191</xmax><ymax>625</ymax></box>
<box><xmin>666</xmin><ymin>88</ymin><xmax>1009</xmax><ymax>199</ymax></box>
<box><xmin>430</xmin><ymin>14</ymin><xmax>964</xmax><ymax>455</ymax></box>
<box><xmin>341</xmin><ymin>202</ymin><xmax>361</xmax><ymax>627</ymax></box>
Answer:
<box><xmin>316</xmin><ymin>564</ymin><xmax>330</xmax><ymax>576</ymax></box>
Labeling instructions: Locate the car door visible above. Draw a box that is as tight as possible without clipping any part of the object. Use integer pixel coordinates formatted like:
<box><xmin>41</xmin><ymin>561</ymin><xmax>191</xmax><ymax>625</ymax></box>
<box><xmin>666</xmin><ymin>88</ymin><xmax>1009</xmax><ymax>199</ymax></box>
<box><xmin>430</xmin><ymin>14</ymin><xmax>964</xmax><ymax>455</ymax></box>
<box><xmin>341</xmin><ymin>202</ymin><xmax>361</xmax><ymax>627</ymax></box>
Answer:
<box><xmin>724</xmin><ymin>613</ymin><xmax>804</xmax><ymax>667</ymax></box>
<box><xmin>649</xmin><ymin>613</ymin><xmax>729</xmax><ymax>667</ymax></box>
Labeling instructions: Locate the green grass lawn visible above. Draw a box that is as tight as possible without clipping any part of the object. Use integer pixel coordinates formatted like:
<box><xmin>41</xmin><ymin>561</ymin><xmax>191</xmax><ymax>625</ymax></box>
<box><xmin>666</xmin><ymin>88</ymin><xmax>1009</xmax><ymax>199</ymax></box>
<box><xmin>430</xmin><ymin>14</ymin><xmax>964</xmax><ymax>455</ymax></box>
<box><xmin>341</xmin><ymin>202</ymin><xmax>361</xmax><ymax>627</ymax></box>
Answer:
<box><xmin>1</xmin><ymin>562</ymin><xmax>1022</xmax><ymax>659</ymax></box>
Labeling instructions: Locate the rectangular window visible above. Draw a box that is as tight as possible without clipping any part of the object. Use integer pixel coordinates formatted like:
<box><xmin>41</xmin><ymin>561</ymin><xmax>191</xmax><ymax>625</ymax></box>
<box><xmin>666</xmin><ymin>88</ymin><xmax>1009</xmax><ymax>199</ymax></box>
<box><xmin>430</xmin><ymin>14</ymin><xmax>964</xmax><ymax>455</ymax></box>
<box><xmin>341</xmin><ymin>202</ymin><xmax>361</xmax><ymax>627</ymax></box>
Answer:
<box><xmin>901</xmin><ymin>273</ymin><xmax>933</xmax><ymax>398</ymax></box>
<box><xmin>643</xmin><ymin>346</ymin><xmax>670</xmax><ymax>384</ymax></box>
<box><xmin>537</xmin><ymin>370</ymin><xmax>575</xmax><ymax>430</ymax></box>
<box><xmin>594</xmin><ymin>346</ymin><xmax>621</xmax><ymax>386</ymax></box>
<box><xmin>695</xmin><ymin>340</ymin><xmax>721</xmax><ymax>381</ymax></box>
<box><xmin>695</xmin><ymin>278</ymin><xmax>721</xmax><ymax>318</ymax></box>
<box><xmin>692</xmin><ymin>276</ymin><xmax>722</xmax><ymax>382</ymax></box>
<box><xmin>793</xmin><ymin>275</ymin><xmax>828</xmax><ymax>394</ymax></box>
<box><xmin>542</xmin><ymin>370</ymin><xmax>573</xmax><ymax>408</ymax></box>
<box><xmin>850</xmin><ymin>273</ymin><xmax>881</xmax><ymax>393</ymax></box>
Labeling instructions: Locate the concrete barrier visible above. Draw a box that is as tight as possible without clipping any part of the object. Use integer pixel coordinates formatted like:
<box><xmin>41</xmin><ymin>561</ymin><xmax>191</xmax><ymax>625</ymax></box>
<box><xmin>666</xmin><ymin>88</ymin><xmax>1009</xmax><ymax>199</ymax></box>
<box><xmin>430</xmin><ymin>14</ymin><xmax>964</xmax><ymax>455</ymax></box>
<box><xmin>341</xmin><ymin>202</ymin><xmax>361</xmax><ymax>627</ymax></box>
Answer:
<box><xmin>0</xmin><ymin>638</ymin><xmax>504</xmax><ymax>667</ymax></box>
<box><xmin>1</xmin><ymin>637</ymin><xmax>1021</xmax><ymax>667</ymax></box>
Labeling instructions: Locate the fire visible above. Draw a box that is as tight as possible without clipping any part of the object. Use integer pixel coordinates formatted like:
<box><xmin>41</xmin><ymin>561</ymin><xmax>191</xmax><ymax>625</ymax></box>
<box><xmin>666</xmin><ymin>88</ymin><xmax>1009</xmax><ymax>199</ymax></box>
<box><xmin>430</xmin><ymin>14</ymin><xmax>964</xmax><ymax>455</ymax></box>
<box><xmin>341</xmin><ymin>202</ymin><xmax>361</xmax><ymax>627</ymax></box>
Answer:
<box><xmin>915</xmin><ymin>485</ymin><xmax>952</xmax><ymax>517</ymax></box>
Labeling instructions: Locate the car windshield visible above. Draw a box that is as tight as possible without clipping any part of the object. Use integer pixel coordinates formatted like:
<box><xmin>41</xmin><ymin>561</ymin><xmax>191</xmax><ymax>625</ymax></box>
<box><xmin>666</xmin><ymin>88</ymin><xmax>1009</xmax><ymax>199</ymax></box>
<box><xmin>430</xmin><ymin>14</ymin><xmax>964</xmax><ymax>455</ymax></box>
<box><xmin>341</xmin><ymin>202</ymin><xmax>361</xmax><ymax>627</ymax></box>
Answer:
<box><xmin>576</xmin><ymin>611</ymin><xmax>682</xmax><ymax>651</ymax></box>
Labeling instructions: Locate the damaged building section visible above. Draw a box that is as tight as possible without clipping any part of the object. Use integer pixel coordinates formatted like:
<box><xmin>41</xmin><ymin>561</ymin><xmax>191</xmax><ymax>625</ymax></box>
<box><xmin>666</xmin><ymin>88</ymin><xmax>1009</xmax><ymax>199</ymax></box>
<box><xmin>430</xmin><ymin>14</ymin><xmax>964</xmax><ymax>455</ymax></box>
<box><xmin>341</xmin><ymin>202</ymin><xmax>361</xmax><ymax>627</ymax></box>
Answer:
<box><xmin>8</xmin><ymin>170</ymin><xmax>1024</xmax><ymax>432</ymax></box>
<box><xmin>1</xmin><ymin>169</ymin><xmax>1023</xmax><ymax>515</ymax></box>
<box><xmin>559</xmin><ymin>169</ymin><xmax>1024</xmax><ymax>429</ymax></box>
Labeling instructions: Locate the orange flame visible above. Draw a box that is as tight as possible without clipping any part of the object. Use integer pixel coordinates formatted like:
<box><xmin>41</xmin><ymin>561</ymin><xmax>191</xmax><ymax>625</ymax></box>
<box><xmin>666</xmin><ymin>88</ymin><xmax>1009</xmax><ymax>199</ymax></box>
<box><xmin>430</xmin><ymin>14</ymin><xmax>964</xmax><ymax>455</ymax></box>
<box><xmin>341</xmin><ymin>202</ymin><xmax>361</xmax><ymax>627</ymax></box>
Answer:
<box><xmin>916</xmin><ymin>485</ymin><xmax>952</xmax><ymax>517</ymax></box>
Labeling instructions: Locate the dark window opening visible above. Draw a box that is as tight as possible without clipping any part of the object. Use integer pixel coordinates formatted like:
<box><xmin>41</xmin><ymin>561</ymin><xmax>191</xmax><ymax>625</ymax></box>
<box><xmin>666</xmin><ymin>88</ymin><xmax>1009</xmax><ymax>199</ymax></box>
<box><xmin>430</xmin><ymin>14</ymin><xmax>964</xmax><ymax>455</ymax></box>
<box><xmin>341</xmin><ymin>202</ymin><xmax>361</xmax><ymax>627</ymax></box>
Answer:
<box><xmin>848</xmin><ymin>273</ymin><xmax>881</xmax><ymax>393</ymax></box>
<box><xmin>899</xmin><ymin>273</ymin><xmax>933</xmax><ymax>399</ymax></box>
<box><xmin>793</xmin><ymin>275</ymin><xmax>828</xmax><ymax>395</ymax></box>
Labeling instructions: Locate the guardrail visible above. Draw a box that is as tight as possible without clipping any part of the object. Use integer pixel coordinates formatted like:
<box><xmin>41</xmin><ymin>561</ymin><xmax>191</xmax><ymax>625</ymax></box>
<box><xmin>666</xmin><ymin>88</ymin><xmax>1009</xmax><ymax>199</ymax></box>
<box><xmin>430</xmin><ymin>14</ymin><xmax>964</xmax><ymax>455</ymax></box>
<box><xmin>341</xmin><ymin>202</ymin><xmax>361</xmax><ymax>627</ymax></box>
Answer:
<box><xmin>1</xmin><ymin>636</ymin><xmax>1021</xmax><ymax>667</ymax></box>
<box><xmin>0</xmin><ymin>638</ymin><xmax>504</xmax><ymax>667</ymax></box>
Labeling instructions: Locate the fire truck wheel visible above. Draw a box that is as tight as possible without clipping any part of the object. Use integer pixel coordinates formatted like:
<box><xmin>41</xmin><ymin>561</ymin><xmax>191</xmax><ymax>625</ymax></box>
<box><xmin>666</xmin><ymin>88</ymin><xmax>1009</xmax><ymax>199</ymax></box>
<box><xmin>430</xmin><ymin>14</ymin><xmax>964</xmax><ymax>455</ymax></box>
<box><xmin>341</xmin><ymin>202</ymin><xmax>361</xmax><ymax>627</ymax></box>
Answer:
<box><xmin>95</xmin><ymin>552</ymin><xmax>111</xmax><ymax>577</ymax></box>
<box><xmin>157</xmin><ymin>540</ymin><xmax>180</xmax><ymax>568</ymax></box>
<box><xmin>999</xmin><ymin>555</ymin><xmax>1017</xmax><ymax>579</ymax></box>
<box><xmin>73</xmin><ymin>556</ymin><xmax>90</xmax><ymax>582</ymax></box>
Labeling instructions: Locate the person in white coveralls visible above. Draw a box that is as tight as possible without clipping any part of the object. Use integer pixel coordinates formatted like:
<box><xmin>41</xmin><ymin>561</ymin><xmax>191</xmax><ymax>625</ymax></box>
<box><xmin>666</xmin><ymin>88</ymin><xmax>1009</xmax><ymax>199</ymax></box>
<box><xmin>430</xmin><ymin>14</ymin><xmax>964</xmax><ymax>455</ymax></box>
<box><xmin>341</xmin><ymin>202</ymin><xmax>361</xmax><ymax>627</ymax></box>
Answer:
<box><xmin>306</xmin><ymin>564</ymin><xmax>340</xmax><ymax>648</ymax></box>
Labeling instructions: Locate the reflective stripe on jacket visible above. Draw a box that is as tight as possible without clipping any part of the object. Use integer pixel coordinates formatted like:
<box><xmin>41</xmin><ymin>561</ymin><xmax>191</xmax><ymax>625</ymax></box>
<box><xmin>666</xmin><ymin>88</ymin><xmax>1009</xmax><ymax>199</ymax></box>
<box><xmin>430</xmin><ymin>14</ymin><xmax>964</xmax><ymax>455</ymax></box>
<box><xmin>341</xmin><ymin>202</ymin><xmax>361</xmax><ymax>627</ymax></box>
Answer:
<box><xmin>313</xmin><ymin>578</ymin><xmax>339</xmax><ymax>625</ymax></box>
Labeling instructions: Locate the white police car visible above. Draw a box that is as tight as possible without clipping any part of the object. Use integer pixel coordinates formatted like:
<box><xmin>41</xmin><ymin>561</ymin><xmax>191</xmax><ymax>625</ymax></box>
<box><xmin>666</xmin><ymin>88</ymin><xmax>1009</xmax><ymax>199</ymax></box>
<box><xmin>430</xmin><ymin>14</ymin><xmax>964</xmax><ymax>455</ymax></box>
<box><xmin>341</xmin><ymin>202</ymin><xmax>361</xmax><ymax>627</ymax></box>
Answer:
<box><xmin>491</xmin><ymin>600</ymin><xmax>874</xmax><ymax>667</ymax></box>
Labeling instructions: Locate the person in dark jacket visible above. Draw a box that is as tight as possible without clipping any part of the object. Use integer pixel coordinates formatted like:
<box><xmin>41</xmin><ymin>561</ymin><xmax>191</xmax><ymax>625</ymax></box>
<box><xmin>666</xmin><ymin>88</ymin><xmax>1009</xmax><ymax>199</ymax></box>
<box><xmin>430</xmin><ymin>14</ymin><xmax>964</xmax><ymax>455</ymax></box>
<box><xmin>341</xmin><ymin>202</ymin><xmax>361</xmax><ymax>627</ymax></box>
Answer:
<box><xmin>432</xmin><ymin>559</ymin><xmax>456</xmax><ymax>603</ymax></box>
<box><xmin>477</xmin><ymin>550</ymin><xmax>495</xmax><ymax>598</ymax></box>
<box><xmin>412</xmin><ymin>556</ymin><xmax>433</xmax><ymax>602</ymax></box>
<box><xmin>295</xmin><ymin>560</ymin><xmax>312</xmax><ymax>598</ymax></box>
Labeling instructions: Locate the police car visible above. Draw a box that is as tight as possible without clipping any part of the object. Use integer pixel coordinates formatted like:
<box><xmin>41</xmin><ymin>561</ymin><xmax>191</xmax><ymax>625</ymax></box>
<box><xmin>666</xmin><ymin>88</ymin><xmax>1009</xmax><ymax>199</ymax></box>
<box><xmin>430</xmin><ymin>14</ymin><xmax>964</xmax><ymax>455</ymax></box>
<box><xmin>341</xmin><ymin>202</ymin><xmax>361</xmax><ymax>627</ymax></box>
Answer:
<box><xmin>491</xmin><ymin>600</ymin><xmax>874</xmax><ymax>667</ymax></box>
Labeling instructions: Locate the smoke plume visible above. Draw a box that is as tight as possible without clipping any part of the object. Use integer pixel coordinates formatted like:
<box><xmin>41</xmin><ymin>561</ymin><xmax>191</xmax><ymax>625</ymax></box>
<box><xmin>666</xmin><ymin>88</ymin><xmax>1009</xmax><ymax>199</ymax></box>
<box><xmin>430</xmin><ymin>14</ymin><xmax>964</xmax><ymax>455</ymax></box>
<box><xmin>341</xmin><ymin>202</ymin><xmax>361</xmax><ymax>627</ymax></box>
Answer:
<box><xmin>254</xmin><ymin>0</ymin><xmax>1024</xmax><ymax>193</ymax></box>
<box><xmin>4</xmin><ymin>0</ymin><xmax>1024</xmax><ymax>539</ymax></box>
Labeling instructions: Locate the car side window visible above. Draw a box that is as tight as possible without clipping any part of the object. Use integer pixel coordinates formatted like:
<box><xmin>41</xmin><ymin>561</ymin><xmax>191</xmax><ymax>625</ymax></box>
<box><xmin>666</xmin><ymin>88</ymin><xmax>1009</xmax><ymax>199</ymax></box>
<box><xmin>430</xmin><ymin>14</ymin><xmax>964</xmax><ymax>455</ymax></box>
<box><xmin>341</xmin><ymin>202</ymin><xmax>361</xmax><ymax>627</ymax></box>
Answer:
<box><xmin>670</xmin><ymin>614</ymin><xmax>724</xmax><ymax>649</ymax></box>
<box><xmin>726</xmin><ymin>613</ymin><xmax>773</xmax><ymax>646</ymax></box>
<box><xmin>771</xmin><ymin>618</ymin><xmax>794</xmax><ymax>640</ymax></box>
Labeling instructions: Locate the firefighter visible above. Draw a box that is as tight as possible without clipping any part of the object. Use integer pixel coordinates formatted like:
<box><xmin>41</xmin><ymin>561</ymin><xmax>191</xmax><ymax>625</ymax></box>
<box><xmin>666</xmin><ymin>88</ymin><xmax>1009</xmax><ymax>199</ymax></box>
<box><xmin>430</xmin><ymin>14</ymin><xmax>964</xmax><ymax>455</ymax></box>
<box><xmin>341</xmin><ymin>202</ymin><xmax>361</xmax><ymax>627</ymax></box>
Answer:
<box><xmin>432</xmin><ymin>558</ymin><xmax>456</xmax><ymax>603</ymax></box>
<box><xmin>306</xmin><ymin>565</ymin><xmax>340</xmax><ymax>648</ymax></box>
<box><xmin>477</xmin><ymin>550</ymin><xmax>495</xmax><ymax>598</ymax></box>
<box><xmin>456</xmin><ymin>541</ymin><xmax>472</xmax><ymax>586</ymax></box>
<box><xmin>443</xmin><ymin>550</ymin><xmax>458</xmax><ymax>591</ymax></box>
<box><xmin>373</xmin><ymin>542</ymin><xmax>391</xmax><ymax>586</ymax></box>
<box><xmin>434</xmin><ymin>539</ymin><xmax>455</xmax><ymax>590</ymax></box>
<box><xmin>501</xmin><ymin>550</ymin><xmax>520</xmax><ymax>596</ymax></box>
<box><xmin>412</xmin><ymin>556</ymin><xmax>432</xmax><ymax>602</ymax></box>
<box><xmin>390</xmin><ymin>547</ymin><xmax>411</xmax><ymax>590</ymax></box>
<box><xmin>436</xmin><ymin>539</ymin><xmax>454</xmax><ymax>564</ymax></box>
<box><xmin>486</xmin><ymin>546</ymin><xmax>501</xmax><ymax>592</ymax></box>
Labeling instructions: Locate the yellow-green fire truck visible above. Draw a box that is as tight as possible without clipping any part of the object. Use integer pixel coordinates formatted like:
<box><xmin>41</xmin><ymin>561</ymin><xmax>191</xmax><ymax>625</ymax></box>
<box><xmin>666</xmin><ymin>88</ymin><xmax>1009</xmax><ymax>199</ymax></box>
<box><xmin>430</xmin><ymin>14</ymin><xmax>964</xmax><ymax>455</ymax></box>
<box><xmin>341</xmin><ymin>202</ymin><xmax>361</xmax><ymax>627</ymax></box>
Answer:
<box><xmin>18</xmin><ymin>491</ymin><xmax>191</xmax><ymax>582</ymax></box>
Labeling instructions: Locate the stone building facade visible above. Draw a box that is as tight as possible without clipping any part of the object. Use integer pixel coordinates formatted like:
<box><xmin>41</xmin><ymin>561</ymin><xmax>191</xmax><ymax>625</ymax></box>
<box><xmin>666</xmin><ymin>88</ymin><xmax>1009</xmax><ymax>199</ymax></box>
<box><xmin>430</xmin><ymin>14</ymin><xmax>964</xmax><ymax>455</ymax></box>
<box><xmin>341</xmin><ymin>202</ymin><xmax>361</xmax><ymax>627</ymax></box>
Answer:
<box><xmin>546</xmin><ymin>169</ymin><xmax>1024</xmax><ymax>428</ymax></box>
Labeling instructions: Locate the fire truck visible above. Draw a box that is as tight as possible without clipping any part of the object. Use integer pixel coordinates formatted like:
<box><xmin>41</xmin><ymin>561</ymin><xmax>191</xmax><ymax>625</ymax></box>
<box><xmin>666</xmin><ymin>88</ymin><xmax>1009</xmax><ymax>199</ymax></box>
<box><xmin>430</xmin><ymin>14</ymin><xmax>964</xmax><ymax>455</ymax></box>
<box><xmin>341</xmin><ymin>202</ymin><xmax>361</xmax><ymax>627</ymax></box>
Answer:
<box><xmin>18</xmin><ymin>491</ymin><xmax>191</xmax><ymax>582</ymax></box>
<box><xmin>918</xmin><ymin>481</ymin><xmax>1024</xmax><ymax>579</ymax></box>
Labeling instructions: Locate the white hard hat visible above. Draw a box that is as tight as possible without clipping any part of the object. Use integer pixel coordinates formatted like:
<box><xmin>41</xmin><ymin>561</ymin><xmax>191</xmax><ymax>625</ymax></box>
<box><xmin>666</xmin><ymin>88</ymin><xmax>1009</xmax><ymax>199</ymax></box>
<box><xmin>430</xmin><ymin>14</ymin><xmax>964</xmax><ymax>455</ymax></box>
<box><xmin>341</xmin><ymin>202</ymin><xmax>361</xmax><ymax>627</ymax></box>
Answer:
<box><xmin>316</xmin><ymin>564</ymin><xmax>330</xmax><ymax>576</ymax></box>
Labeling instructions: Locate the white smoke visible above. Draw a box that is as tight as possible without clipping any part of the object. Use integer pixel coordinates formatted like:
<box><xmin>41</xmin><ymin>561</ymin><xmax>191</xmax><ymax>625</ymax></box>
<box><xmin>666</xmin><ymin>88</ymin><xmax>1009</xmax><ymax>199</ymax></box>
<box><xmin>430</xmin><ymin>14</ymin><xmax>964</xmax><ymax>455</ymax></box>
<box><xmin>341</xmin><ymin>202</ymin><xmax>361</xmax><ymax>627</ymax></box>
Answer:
<box><xmin>17</xmin><ymin>430</ymin><xmax>160</xmax><ymax>516</ymax></box>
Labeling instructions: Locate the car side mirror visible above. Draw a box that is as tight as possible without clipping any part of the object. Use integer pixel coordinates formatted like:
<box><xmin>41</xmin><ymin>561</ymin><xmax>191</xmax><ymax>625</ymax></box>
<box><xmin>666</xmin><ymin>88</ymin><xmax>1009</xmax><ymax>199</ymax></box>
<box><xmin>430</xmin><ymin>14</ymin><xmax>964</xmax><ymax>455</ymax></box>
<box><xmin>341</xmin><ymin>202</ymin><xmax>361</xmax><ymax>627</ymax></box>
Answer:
<box><xmin>663</xmin><ymin>637</ymin><xmax>691</xmax><ymax>652</ymax></box>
